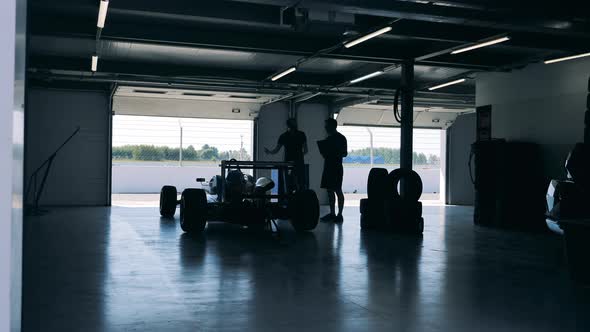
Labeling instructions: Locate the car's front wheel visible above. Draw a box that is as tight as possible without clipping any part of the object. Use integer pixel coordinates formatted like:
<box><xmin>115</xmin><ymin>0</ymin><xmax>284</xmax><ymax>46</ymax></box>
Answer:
<box><xmin>159</xmin><ymin>185</ymin><xmax>177</xmax><ymax>217</ymax></box>
<box><xmin>180</xmin><ymin>189</ymin><xmax>208</xmax><ymax>233</ymax></box>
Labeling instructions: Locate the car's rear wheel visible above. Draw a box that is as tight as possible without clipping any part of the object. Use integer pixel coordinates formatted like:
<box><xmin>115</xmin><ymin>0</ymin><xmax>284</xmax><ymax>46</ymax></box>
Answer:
<box><xmin>180</xmin><ymin>189</ymin><xmax>207</xmax><ymax>233</ymax></box>
<box><xmin>160</xmin><ymin>185</ymin><xmax>177</xmax><ymax>217</ymax></box>
<box><xmin>290</xmin><ymin>190</ymin><xmax>319</xmax><ymax>232</ymax></box>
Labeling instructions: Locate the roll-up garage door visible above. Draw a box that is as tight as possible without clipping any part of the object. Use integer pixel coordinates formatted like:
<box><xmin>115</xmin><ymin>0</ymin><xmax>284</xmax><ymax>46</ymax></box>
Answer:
<box><xmin>113</xmin><ymin>86</ymin><xmax>279</xmax><ymax>120</ymax></box>
<box><xmin>337</xmin><ymin>104</ymin><xmax>470</xmax><ymax>129</ymax></box>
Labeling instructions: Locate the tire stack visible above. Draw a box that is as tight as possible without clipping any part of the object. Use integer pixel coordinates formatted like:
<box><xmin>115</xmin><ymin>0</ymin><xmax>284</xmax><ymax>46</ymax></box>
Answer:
<box><xmin>360</xmin><ymin>167</ymin><xmax>424</xmax><ymax>234</ymax></box>
<box><xmin>360</xmin><ymin>168</ymin><xmax>388</xmax><ymax>230</ymax></box>
<box><xmin>384</xmin><ymin>168</ymin><xmax>424</xmax><ymax>234</ymax></box>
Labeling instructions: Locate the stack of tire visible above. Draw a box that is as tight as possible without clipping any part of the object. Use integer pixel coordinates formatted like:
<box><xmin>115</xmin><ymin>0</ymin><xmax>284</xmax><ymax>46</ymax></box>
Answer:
<box><xmin>360</xmin><ymin>167</ymin><xmax>424</xmax><ymax>234</ymax></box>
<box><xmin>546</xmin><ymin>76</ymin><xmax>590</xmax><ymax>285</ymax></box>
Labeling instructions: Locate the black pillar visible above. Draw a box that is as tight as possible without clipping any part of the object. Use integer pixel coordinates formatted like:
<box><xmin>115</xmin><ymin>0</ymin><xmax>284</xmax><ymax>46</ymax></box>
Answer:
<box><xmin>585</xmin><ymin>76</ymin><xmax>589</xmax><ymax>144</ymax></box>
<box><xmin>400</xmin><ymin>59</ymin><xmax>414</xmax><ymax>170</ymax></box>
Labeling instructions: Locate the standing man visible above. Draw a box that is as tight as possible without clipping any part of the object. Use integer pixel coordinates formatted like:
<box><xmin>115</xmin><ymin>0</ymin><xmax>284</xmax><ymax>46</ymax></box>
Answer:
<box><xmin>265</xmin><ymin>118</ymin><xmax>308</xmax><ymax>191</ymax></box>
<box><xmin>319</xmin><ymin>118</ymin><xmax>348</xmax><ymax>223</ymax></box>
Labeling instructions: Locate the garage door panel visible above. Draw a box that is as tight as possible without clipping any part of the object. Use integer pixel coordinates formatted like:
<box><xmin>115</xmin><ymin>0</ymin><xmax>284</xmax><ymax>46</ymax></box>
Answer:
<box><xmin>113</xmin><ymin>96</ymin><xmax>261</xmax><ymax>120</ymax></box>
<box><xmin>338</xmin><ymin>106</ymin><xmax>464</xmax><ymax>129</ymax></box>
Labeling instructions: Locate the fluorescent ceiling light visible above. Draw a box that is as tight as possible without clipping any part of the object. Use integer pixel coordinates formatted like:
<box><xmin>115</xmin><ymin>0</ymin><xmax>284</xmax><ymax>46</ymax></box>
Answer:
<box><xmin>428</xmin><ymin>78</ymin><xmax>466</xmax><ymax>91</ymax></box>
<box><xmin>344</xmin><ymin>26</ymin><xmax>392</xmax><ymax>48</ymax></box>
<box><xmin>271</xmin><ymin>66</ymin><xmax>296</xmax><ymax>81</ymax></box>
<box><xmin>350</xmin><ymin>71</ymin><xmax>384</xmax><ymax>84</ymax></box>
<box><xmin>544</xmin><ymin>52</ymin><xmax>590</xmax><ymax>64</ymax></box>
<box><xmin>91</xmin><ymin>56</ymin><xmax>98</xmax><ymax>72</ymax></box>
<box><xmin>451</xmin><ymin>36</ymin><xmax>510</xmax><ymax>54</ymax></box>
<box><xmin>97</xmin><ymin>0</ymin><xmax>109</xmax><ymax>28</ymax></box>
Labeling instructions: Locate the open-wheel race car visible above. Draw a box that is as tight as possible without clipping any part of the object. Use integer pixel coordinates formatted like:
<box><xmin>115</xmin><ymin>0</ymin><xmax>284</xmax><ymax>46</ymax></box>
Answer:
<box><xmin>159</xmin><ymin>160</ymin><xmax>320</xmax><ymax>233</ymax></box>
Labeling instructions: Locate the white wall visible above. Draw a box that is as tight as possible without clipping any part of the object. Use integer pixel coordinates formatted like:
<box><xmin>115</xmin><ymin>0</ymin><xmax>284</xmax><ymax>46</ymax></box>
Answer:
<box><xmin>342</xmin><ymin>166</ymin><xmax>440</xmax><ymax>194</ymax></box>
<box><xmin>256</xmin><ymin>102</ymin><xmax>290</xmax><ymax>198</ymax></box>
<box><xmin>447</xmin><ymin>113</ymin><xmax>476</xmax><ymax>205</ymax></box>
<box><xmin>1</xmin><ymin>0</ymin><xmax>26</xmax><ymax>330</ymax></box>
<box><xmin>439</xmin><ymin>130</ymin><xmax>447</xmax><ymax>203</ymax></box>
<box><xmin>113</xmin><ymin>165</ymin><xmax>220</xmax><ymax>193</ymax></box>
<box><xmin>26</xmin><ymin>88</ymin><xmax>110</xmax><ymax>206</ymax></box>
<box><xmin>256</xmin><ymin>102</ymin><xmax>290</xmax><ymax>164</ymax></box>
<box><xmin>112</xmin><ymin>164</ymin><xmax>441</xmax><ymax>194</ymax></box>
<box><xmin>477</xmin><ymin>59</ymin><xmax>590</xmax><ymax>179</ymax></box>
<box><xmin>297</xmin><ymin>103</ymin><xmax>330</xmax><ymax>204</ymax></box>
<box><xmin>256</xmin><ymin>102</ymin><xmax>333</xmax><ymax>204</ymax></box>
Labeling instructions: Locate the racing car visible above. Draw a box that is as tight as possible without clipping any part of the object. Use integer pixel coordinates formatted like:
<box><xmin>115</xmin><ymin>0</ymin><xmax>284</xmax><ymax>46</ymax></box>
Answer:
<box><xmin>159</xmin><ymin>160</ymin><xmax>320</xmax><ymax>233</ymax></box>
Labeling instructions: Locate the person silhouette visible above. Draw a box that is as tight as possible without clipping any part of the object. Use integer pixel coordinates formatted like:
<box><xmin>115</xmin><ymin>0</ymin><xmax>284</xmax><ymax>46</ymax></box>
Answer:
<box><xmin>319</xmin><ymin>118</ymin><xmax>347</xmax><ymax>223</ymax></box>
<box><xmin>265</xmin><ymin>118</ymin><xmax>308</xmax><ymax>191</ymax></box>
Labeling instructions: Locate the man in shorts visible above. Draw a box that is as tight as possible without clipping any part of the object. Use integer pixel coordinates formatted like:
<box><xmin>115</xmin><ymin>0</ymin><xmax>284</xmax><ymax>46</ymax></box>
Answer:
<box><xmin>319</xmin><ymin>118</ymin><xmax>347</xmax><ymax>223</ymax></box>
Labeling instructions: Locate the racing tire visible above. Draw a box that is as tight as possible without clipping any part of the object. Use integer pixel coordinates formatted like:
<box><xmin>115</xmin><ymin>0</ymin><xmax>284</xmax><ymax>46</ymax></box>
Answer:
<box><xmin>367</xmin><ymin>168</ymin><xmax>389</xmax><ymax>200</ymax></box>
<box><xmin>388</xmin><ymin>168</ymin><xmax>423</xmax><ymax>202</ymax></box>
<box><xmin>415</xmin><ymin>217</ymin><xmax>424</xmax><ymax>235</ymax></box>
<box><xmin>160</xmin><ymin>185</ymin><xmax>177</xmax><ymax>217</ymax></box>
<box><xmin>180</xmin><ymin>189</ymin><xmax>208</xmax><ymax>233</ymax></box>
<box><xmin>360</xmin><ymin>213</ymin><xmax>375</xmax><ymax>230</ymax></box>
<box><xmin>290</xmin><ymin>189</ymin><xmax>320</xmax><ymax>232</ymax></box>
<box><xmin>360</xmin><ymin>198</ymin><xmax>369</xmax><ymax>214</ymax></box>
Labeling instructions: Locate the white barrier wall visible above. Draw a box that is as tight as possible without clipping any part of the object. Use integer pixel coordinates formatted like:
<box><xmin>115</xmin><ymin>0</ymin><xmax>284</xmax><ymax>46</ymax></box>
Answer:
<box><xmin>343</xmin><ymin>166</ymin><xmax>440</xmax><ymax>194</ymax></box>
<box><xmin>112</xmin><ymin>164</ymin><xmax>440</xmax><ymax>194</ymax></box>
<box><xmin>112</xmin><ymin>165</ymin><xmax>220</xmax><ymax>193</ymax></box>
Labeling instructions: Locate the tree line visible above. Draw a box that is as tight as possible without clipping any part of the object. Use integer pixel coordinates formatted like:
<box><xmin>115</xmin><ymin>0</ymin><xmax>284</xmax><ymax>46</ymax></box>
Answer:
<box><xmin>112</xmin><ymin>144</ymin><xmax>252</xmax><ymax>162</ymax></box>
<box><xmin>113</xmin><ymin>144</ymin><xmax>440</xmax><ymax>165</ymax></box>
<box><xmin>348</xmin><ymin>147</ymin><xmax>440</xmax><ymax>165</ymax></box>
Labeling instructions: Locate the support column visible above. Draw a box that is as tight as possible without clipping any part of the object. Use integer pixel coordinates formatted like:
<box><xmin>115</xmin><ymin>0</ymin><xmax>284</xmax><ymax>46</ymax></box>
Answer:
<box><xmin>400</xmin><ymin>59</ymin><xmax>414</xmax><ymax>170</ymax></box>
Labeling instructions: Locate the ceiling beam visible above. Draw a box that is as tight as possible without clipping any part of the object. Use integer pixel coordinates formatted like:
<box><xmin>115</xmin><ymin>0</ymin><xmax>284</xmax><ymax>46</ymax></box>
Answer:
<box><xmin>30</xmin><ymin>30</ymin><xmax>502</xmax><ymax>72</ymax></box>
<box><xmin>333</xmin><ymin>96</ymin><xmax>381</xmax><ymax>109</ymax></box>
<box><xmin>29</xmin><ymin>70</ymin><xmax>473</xmax><ymax>109</ymax></box>
<box><xmin>225</xmin><ymin>0</ymin><xmax>590</xmax><ymax>37</ymax></box>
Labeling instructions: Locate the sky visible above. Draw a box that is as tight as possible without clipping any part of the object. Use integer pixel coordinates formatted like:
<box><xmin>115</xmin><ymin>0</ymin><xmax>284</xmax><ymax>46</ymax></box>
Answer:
<box><xmin>113</xmin><ymin>115</ymin><xmax>442</xmax><ymax>157</ymax></box>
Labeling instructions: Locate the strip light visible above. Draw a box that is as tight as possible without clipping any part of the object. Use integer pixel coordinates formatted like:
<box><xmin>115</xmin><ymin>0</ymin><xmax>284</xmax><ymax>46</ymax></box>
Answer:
<box><xmin>451</xmin><ymin>36</ymin><xmax>510</xmax><ymax>54</ymax></box>
<box><xmin>271</xmin><ymin>66</ymin><xmax>296</xmax><ymax>81</ymax></box>
<box><xmin>428</xmin><ymin>78</ymin><xmax>466</xmax><ymax>91</ymax></box>
<box><xmin>544</xmin><ymin>52</ymin><xmax>590</xmax><ymax>64</ymax></box>
<box><xmin>344</xmin><ymin>26</ymin><xmax>392</xmax><ymax>48</ymax></box>
<box><xmin>97</xmin><ymin>0</ymin><xmax>109</xmax><ymax>28</ymax></box>
<box><xmin>350</xmin><ymin>71</ymin><xmax>384</xmax><ymax>84</ymax></box>
<box><xmin>91</xmin><ymin>55</ymin><xmax>98</xmax><ymax>72</ymax></box>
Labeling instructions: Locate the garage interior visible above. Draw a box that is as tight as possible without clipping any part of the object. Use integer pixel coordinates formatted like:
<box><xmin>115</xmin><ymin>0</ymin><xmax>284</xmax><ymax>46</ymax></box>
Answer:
<box><xmin>2</xmin><ymin>1</ymin><xmax>590</xmax><ymax>331</ymax></box>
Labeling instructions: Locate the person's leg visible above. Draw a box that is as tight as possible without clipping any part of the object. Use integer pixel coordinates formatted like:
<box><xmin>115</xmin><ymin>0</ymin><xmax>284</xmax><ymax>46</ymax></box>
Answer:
<box><xmin>286</xmin><ymin>169</ymin><xmax>295</xmax><ymax>193</ymax></box>
<box><xmin>336</xmin><ymin>188</ymin><xmax>345</xmax><ymax>216</ymax></box>
<box><xmin>334</xmin><ymin>164</ymin><xmax>345</xmax><ymax>222</ymax></box>
<box><xmin>328</xmin><ymin>190</ymin><xmax>336</xmax><ymax>215</ymax></box>
<box><xmin>322</xmin><ymin>190</ymin><xmax>337</xmax><ymax>221</ymax></box>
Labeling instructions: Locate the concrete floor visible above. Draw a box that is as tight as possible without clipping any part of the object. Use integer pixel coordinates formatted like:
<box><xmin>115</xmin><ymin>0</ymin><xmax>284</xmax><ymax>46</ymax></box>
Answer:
<box><xmin>23</xmin><ymin>205</ymin><xmax>590</xmax><ymax>331</ymax></box>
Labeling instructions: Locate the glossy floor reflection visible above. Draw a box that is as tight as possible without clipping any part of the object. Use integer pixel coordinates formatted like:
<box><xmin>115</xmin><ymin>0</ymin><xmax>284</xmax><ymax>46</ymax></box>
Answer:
<box><xmin>23</xmin><ymin>205</ymin><xmax>590</xmax><ymax>331</ymax></box>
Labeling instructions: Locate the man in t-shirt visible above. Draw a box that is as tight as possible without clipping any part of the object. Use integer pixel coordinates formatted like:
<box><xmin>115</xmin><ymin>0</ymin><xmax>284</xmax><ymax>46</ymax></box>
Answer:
<box><xmin>319</xmin><ymin>118</ymin><xmax>347</xmax><ymax>223</ymax></box>
<box><xmin>265</xmin><ymin>118</ymin><xmax>308</xmax><ymax>190</ymax></box>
